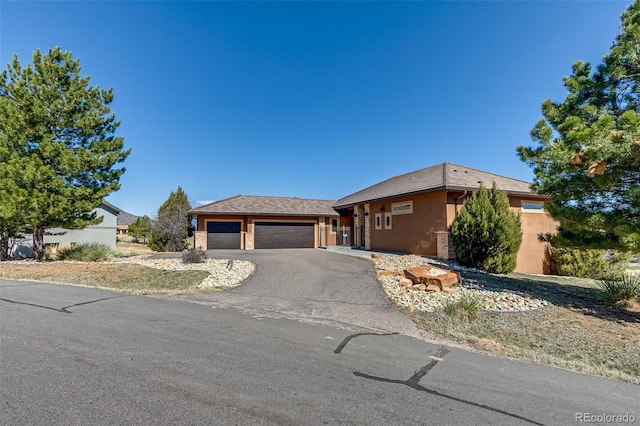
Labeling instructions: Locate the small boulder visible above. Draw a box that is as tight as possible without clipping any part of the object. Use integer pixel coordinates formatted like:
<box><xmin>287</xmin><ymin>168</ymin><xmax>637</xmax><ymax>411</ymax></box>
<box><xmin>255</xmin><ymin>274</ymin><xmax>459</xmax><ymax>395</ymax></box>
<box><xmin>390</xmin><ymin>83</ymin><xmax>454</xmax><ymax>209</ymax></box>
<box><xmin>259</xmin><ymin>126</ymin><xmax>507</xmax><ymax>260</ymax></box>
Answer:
<box><xmin>371</xmin><ymin>253</ymin><xmax>382</xmax><ymax>259</ymax></box>
<box><xmin>426</xmin><ymin>284</ymin><xmax>441</xmax><ymax>292</ymax></box>
<box><xmin>399</xmin><ymin>278</ymin><xmax>414</xmax><ymax>288</ymax></box>
<box><xmin>404</xmin><ymin>266</ymin><xmax>460</xmax><ymax>288</ymax></box>
<box><xmin>413</xmin><ymin>284</ymin><xmax>427</xmax><ymax>291</ymax></box>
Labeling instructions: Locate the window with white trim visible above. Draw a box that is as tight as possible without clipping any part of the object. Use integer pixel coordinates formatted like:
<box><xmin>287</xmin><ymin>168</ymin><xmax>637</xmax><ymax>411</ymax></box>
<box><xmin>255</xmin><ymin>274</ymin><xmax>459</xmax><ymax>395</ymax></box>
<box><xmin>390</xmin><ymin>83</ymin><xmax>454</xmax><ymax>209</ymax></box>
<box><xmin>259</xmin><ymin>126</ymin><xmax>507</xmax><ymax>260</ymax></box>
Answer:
<box><xmin>384</xmin><ymin>212</ymin><xmax>392</xmax><ymax>229</ymax></box>
<box><xmin>391</xmin><ymin>200</ymin><xmax>413</xmax><ymax>215</ymax></box>
<box><xmin>521</xmin><ymin>201</ymin><xmax>544</xmax><ymax>213</ymax></box>
<box><xmin>375</xmin><ymin>213</ymin><xmax>382</xmax><ymax>230</ymax></box>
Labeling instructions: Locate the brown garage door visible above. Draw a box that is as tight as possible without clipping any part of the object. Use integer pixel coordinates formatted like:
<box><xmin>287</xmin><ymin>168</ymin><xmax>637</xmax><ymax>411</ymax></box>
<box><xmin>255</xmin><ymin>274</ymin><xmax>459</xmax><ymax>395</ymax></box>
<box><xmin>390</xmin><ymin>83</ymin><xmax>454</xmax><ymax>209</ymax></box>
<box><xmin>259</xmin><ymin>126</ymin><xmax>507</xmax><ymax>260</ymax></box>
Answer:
<box><xmin>254</xmin><ymin>222</ymin><xmax>314</xmax><ymax>249</ymax></box>
<box><xmin>207</xmin><ymin>222</ymin><xmax>241</xmax><ymax>249</ymax></box>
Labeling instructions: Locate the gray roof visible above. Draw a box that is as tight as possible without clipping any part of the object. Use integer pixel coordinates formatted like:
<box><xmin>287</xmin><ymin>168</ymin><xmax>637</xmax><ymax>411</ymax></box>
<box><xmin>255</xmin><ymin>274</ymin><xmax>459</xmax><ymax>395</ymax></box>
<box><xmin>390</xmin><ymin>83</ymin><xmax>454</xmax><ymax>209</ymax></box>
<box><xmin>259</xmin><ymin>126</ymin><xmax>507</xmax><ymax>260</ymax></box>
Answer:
<box><xmin>101</xmin><ymin>200</ymin><xmax>122</xmax><ymax>216</ymax></box>
<box><xmin>334</xmin><ymin>162</ymin><xmax>541</xmax><ymax>208</ymax></box>
<box><xmin>117</xmin><ymin>211</ymin><xmax>139</xmax><ymax>226</ymax></box>
<box><xmin>190</xmin><ymin>195</ymin><xmax>339</xmax><ymax>217</ymax></box>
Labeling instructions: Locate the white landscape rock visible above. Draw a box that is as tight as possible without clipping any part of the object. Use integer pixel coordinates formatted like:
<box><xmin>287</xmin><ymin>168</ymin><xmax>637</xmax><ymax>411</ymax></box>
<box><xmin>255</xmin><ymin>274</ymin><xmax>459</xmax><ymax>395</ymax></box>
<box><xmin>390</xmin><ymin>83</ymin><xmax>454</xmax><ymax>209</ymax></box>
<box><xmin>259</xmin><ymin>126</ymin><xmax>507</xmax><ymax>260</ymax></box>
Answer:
<box><xmin>112</xmin><ymin>257</ymin><xmax>255</xmax><ymax>289</ymax></box>
<box><xmin>372</xmin><ymin>254</ymin><xmax>548</xmax><ymax>313</ymax></box>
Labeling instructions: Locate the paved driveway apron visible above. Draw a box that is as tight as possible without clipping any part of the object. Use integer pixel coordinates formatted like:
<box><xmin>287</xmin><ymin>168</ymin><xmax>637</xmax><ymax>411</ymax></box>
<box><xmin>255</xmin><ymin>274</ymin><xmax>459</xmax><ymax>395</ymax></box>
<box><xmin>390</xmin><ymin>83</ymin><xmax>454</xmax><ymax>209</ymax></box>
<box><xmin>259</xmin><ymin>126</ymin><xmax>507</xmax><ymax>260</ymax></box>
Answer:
<box><xmin>173</xmin><ymin>249</ymin><xmax>425</xmax><ymax>337</ymax></box>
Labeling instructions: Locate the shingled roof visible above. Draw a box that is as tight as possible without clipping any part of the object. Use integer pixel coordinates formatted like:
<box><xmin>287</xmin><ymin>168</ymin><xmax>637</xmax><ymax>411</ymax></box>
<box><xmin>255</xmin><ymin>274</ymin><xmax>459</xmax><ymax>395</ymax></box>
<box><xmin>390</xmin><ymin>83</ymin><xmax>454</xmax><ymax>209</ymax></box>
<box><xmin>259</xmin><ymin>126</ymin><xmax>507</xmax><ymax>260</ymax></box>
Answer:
<box><xmin>190</xmin><ymin>195</ymin><xmax>339</xmax><ymax>217</ymax></box>
<box><xmin>334</xmin><ymin>162</ymin><xmax>541</xmax><ymax>209</ymax></box>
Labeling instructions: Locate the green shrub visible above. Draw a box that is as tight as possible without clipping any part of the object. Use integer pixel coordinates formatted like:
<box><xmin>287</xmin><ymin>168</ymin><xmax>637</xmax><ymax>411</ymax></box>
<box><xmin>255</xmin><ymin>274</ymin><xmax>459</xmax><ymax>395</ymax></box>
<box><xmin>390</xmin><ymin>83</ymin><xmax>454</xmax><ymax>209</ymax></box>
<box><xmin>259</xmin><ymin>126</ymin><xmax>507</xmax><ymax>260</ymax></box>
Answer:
<box><xmin>58</xmin><ymin>243</ymin><xmax>115</xmax><ymax>262</ymax></box>
<box><xmin>451</xmin><ymin>184</ymin><xmax>523</xmax><ymax>274</ymax></box>
<box><xmin>597</xmin><ymin>273</ymin><xmax>640</xmax><ymax>307</ymax></box>
<box><xmin>443</xmin><ymin>292</ymin><xmax>485</xmax><ymax>322</ymax></box>
<box><xmin>182</xmin><ymin>248</ymin><xmax>206</xmax><ymax>264</ymax></box>
<box><xmin>547</xmin><ymin>247</ymin><xmax>630</xmax><ymax>279</ymax></box>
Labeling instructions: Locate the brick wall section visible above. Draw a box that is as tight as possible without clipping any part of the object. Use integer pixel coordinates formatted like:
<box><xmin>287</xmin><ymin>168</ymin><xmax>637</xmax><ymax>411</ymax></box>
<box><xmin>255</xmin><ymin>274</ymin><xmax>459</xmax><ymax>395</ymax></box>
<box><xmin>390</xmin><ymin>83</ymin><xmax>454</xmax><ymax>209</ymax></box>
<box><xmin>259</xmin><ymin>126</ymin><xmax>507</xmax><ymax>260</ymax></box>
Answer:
<box><xmin>364</xmin><ymin>203</ymin><xmax>371</xmax><ymax>250</ymax></box>
<box><xmin>436</xmin><ymin>231</ymin><xmax>456</xmax><ymax>260</ymax></box>
<box><xmin>195</xmin><ymin>231</ymin><xmax>206</xmax><ymax>251</ymax></box>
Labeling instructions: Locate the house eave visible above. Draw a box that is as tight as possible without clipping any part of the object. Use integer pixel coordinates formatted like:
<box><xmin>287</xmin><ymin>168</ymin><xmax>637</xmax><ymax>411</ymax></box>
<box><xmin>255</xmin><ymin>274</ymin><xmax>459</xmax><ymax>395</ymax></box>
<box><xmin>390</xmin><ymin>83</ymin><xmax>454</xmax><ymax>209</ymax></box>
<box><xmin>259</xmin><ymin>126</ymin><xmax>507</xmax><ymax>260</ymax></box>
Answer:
<box><xmin>334</xmin><ymin>186</ymin><xmax>547</xmax><ymax>209</ymax></box>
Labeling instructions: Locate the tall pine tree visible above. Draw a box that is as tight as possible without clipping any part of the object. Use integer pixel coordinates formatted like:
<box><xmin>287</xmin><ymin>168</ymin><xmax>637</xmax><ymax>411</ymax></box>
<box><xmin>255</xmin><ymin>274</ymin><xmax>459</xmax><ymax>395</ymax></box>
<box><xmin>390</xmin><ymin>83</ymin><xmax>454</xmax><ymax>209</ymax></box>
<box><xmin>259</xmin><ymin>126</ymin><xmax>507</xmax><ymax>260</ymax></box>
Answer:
<box><xmin>0</xmin><ymin>47</ymin><xmax>129</xmax><ymax>259</ymax></box>
<box><xmin>518</xmin><ymin>1</ymin><xmax>640</xmax><ymax>251</ymax></box>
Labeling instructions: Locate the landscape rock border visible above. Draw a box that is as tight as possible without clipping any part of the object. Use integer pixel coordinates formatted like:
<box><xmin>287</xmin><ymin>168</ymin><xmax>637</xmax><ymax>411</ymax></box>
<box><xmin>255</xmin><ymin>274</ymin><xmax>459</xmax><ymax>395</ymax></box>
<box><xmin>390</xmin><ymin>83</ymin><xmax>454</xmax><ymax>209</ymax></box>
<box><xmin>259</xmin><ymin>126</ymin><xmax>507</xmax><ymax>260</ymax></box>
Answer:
<box><xmin>371</xmin><ymin>253</ymin><xmax>549</xmax><ymax>313</ymax></box>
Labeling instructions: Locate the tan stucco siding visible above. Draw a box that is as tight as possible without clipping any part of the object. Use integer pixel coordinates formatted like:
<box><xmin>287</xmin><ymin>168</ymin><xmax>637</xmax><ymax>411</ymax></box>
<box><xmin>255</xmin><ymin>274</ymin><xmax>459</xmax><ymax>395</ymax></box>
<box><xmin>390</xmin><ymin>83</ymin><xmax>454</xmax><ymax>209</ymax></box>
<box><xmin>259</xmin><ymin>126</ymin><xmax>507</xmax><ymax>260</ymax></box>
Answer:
<box><xmin>509</xmin><ymin>198</ymin><xmax>558</xmax><ymax>274</ymax></box>
<box><xmin>369</xmin><ymin>192</ymin><xmax>448</xmax><ymax>255</ymax></box>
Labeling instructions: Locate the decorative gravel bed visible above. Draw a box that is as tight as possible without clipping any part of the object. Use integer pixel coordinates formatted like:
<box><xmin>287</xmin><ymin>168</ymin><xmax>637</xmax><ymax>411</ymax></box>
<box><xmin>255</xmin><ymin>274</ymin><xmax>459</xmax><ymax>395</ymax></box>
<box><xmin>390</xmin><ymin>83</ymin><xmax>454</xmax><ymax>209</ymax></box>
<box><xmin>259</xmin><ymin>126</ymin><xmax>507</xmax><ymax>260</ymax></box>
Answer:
<box><xmin>111</xmin><ymin>257</ymin><xmax>255</xmax><ymax>289</ymax></box>
<box><xmin>371</xmin><ymin>254</ymin><xmax>549</xmax><ymax>313</ymax></box>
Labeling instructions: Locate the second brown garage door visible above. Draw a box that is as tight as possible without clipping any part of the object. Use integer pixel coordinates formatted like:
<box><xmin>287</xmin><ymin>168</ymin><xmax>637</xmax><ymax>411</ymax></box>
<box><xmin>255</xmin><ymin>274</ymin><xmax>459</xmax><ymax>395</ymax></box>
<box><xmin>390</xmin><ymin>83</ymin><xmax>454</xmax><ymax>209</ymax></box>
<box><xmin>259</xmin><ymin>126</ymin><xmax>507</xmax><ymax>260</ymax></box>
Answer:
<box><xmin>254</xmin><ymin>222</ymin><xmax>315</xmax><ymax>249</ymax></box>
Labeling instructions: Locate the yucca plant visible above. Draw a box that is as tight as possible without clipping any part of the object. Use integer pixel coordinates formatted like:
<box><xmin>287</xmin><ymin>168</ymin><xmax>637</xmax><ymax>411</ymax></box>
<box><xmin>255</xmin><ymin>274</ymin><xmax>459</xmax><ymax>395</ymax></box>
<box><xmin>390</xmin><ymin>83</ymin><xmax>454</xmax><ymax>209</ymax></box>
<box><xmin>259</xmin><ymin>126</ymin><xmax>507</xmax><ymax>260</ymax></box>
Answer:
<box><xmin>443</xmin><ymin>292</ymin><xmax>485</xmax><ymax>322</ymax></box>
<box><xmin>597</xmin><ymin>273</ymin><xmax>640</xmax><ymax>308</ymax></box>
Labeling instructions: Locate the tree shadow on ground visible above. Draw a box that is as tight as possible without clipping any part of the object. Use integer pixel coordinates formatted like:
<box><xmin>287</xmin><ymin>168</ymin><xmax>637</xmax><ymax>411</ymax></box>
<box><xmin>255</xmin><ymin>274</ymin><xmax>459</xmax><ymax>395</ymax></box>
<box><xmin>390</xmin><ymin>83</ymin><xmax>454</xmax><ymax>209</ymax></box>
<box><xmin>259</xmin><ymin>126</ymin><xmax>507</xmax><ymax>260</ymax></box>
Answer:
<box><xmin>458</xmin><ymin>270</ymin><xmax>640</xmax><ymax>324</ymax></box>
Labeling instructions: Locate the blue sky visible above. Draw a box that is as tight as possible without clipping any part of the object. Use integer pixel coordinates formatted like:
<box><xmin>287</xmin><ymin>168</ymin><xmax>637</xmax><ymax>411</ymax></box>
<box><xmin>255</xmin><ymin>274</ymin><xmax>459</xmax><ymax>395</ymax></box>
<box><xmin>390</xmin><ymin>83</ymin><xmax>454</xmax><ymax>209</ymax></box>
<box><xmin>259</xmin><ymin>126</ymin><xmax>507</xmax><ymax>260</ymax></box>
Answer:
<box><xmin>1</xmin><ymin>0</ymin><xmax>629</xmax><ymax>216</ymax></box>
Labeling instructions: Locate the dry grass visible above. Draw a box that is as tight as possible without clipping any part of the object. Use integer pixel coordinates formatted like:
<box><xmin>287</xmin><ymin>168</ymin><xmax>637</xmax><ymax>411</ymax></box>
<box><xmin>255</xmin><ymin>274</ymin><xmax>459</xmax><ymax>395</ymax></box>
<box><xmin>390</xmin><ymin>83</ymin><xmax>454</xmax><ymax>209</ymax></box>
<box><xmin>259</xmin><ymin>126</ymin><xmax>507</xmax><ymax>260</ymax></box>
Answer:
<box><xmin>115</xmin><ymin>241</ymin><xmax>155</xmax><ymax>257</ymax></box>
<box><xmin>0</xmin><ymin>262</ymin><xmax>210</xmax><ymax>296</ymax></box>
<box><xmin>411</xmin><ymin>270</ymin><xmax>640</xmax><ymax>384</ymax></box>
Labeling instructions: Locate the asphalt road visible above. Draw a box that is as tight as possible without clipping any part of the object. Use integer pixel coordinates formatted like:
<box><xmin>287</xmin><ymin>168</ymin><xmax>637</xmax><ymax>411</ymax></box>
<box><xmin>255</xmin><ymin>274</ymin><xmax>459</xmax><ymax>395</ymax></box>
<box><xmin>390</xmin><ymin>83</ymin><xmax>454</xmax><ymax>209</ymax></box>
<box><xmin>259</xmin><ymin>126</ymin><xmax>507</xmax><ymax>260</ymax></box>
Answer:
<box><xmin>1</xmin><ymin>273</ymin><xmax>638</xmax><ymax>425</ymax></box>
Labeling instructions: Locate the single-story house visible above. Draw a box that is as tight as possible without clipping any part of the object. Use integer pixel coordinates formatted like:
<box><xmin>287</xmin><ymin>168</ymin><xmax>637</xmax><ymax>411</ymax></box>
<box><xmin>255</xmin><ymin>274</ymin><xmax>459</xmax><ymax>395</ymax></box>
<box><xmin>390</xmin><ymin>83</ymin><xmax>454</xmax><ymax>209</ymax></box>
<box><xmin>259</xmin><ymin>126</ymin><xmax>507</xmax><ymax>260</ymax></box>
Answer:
<box><xmin>117</xmin><ymin>211</ymin><xmax>139</xmax><ymax>235</ymax></box>
<box><xmin>12</xmin><ymin>201</ymin><xmax>121</xmax><ymax>257</ymax></box>
<box><xmin>190</xmin><ymin>163</ymin><xmax>558</xmax><ymax>274</ymax></box>
<box><xmin>333</xmin><ymin>162</ymin><xmax>557</xmax><ymax>274</ymax></box>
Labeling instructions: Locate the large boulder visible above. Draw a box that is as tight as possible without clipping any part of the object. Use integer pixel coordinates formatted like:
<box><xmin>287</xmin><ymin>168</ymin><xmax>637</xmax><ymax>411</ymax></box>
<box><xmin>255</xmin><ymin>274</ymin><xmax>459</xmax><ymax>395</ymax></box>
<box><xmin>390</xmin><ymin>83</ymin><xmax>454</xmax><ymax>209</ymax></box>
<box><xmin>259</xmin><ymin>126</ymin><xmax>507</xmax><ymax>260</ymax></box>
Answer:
<box><xmin>404</xmin><ymin>266</ymin><xmax>460</xmax><ymax>289</ymax></box>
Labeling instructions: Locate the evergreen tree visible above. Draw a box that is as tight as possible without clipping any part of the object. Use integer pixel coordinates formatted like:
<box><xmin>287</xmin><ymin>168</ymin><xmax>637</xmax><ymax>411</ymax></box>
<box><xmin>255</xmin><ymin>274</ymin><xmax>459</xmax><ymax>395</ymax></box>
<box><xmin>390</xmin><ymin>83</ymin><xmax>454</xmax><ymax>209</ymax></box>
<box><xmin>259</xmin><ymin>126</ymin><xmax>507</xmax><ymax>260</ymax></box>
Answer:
<box><xmin>149</xmin><ymin>187</ymin><xmax>192</xmax><ymax>252</ymax></box>
<box><xmin>451</xmin><ymin>184</ymin><xmax>523</xmax><ymax>274</ymax></box>
<box><xmin>128</xmin><ymin>215</ymin><xmax>152</xmax><ymax>243</ymax></box>
<box><xmin>0</xmin><ymin>47</ymin><xmax>129</xmax><ymax>259</ymax></box>
<box><xmin>517</xmin><ymin>1</ymin><xmax>640</xmax><ymax>251</ymax></box>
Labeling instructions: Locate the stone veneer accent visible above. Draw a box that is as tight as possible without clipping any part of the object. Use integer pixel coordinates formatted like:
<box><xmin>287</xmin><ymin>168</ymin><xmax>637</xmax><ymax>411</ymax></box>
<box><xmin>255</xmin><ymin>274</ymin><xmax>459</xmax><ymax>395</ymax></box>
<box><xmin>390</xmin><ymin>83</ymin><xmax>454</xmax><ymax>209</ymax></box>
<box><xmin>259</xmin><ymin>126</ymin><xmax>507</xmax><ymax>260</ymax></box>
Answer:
<box><xmin>436</xmin><ymin>231</ymin><xmax>456</xmax><ymax>260</ymax></box>
<box><xmin>195</xmin><ymin>231</ymin><xmax>206</xmax><ymax>251</ymax></box>
<box><xmin>354</xmin><ymin>205</ymin><xmax>364</xmax><ymax>247</ymax></box>
<box><xmin>318</xmin><ymin>217</ymin><xmax>326</xmax><ymax>247</ymax></box>
<box><xmin>244</xmin><ymin>231</ymin><xmax>254</xmax><ymax>250</ymax></box>
<box><xmin>364</xmin><ymin>203</ymin><xmax>371</xmax><ymax>250</ymax></box>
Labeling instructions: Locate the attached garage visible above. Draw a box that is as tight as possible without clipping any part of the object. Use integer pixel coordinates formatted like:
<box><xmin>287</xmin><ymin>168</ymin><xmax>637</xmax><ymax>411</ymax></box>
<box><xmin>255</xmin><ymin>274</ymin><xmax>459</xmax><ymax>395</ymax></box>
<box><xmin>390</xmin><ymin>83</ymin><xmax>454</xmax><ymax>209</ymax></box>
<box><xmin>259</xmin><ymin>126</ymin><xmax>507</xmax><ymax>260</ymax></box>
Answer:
<box><xmin>254</xmin><ymin>222</ymin><xmax>314</xmax><ymax>249</ymax></box>
<box><xmin>207</xmin><ymin>221</ymin><xmax>241</xmax><ymax>249</ymax></box>
<box><xmin>190</xmin><ymin>195</ymin><xmax>340</xmax><ymax>251</ymax></box>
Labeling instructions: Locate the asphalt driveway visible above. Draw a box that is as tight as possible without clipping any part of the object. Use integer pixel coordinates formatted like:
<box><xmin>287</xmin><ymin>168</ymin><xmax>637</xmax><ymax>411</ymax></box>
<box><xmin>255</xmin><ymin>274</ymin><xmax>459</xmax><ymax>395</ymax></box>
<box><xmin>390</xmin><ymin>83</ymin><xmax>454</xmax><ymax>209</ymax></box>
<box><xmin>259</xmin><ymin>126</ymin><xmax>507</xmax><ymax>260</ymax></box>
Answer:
<box><xmin>171</xmin><ymin>249</ymin><xmax>428</xmax><ymax>338</ymax></box>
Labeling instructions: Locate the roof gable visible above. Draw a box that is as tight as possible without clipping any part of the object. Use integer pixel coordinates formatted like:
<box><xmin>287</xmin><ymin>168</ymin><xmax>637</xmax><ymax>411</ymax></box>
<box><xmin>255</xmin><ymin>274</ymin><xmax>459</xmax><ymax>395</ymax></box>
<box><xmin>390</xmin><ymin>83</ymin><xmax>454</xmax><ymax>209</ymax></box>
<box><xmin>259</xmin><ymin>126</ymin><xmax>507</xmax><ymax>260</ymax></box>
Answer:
<box><xmin>190</xmin><ymin>195</ymin><xmax>339</xmax><ymax>217</ymax></box>
<box><xmin>334</xmin><ymin>162</ymin><xmax>537</xmax><ymax>208</ymax></box>
<box><xmin>100</xmin><ymin>201</ymin><xmax>122</xmax><ymax>216</ymax></box>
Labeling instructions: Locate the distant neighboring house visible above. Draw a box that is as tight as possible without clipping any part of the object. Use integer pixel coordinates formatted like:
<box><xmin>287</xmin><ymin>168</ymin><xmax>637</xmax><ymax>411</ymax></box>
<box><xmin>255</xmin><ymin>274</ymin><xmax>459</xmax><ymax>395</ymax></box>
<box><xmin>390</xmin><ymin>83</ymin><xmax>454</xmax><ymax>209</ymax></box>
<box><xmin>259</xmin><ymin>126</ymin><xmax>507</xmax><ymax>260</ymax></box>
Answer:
<box><xmin>189</xmin><ymin>162</ymin><xmax>558</xmax><ymax>274</ymax></box>
<box><xmin>12</xmin><ymin>201</ymin><xmax>122</xmax><ymax>258</ymax></box>
<box><xmin>117</xmin><ymin>211</ymin><xmax>139</xmax><ymax>235</ymax></box>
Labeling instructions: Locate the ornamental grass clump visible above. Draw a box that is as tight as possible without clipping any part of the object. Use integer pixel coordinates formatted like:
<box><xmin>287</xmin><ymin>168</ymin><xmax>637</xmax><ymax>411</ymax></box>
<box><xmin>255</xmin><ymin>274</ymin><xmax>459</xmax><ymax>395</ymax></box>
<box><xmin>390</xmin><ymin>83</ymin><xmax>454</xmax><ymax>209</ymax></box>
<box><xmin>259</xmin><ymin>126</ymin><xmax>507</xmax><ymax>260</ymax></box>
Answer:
<box><xmin>58</xmin><ymin>243</ymin><xmax>115</xmax><ymax>262</ymax></box>
<box><xmin>443</xmin><ymin>292</ymin><xmax>485</xmax><ymax>322</ymax></box>
<box><xmin>597</xmin><ymin>273</ymin><xmax>640</xmax><ymax>308</ymax></box>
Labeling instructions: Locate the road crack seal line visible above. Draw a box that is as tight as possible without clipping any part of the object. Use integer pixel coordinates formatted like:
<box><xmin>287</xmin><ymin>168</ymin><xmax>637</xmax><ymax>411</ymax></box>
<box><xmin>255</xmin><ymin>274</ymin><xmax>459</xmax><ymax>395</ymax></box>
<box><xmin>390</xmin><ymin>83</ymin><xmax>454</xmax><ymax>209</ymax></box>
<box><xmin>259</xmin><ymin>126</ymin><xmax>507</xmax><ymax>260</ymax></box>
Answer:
<box><xmin>0</xmin><ymin>295</ymin><xmax>125</xmax><ymax>314</ymax></box>
<box><xmin>333</xmin><ymin>332</ymin><xmax>399</xmax><ymax>354</ymax></box>
<box><xmin>352</xmin><ymin>346</ymin><xmax>543</xmax><ymax>425</ymax></box>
